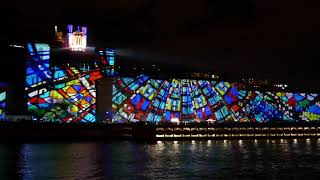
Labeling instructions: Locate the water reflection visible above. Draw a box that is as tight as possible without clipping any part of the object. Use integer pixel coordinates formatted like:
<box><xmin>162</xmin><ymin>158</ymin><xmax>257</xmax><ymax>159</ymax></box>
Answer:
<box><xmin>0</xmin><ymin>139</ymin><xmax>319</xmax><ymax>179</ymax></box>
<box><xmin>0</xmin><ymin>144</ymin><xmax>20</xmax><ymax>180</ymax></box>
<box><xmin>17</xmin><ymin>143</ymin><xmax>102</xmax><ymax>180</ymax></box>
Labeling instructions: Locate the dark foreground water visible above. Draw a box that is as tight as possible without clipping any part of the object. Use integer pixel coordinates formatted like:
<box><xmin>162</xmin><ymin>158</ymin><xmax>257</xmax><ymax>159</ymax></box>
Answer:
<box><xmin>1</xmin><ymin>139</ymin><xmax>320</xmax><ymax>180</ymax></box>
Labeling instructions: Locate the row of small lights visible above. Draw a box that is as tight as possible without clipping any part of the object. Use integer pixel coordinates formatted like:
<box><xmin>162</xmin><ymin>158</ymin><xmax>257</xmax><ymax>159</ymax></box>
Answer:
<box><xmin>274</xmin><ymin>84</ymin><xmax>288</xmax><ymax>89</ymax></box>
<box><xmin>157</xmin><ymin>138</ymin><xmax>320</xmax><ymax>144</ymax></box>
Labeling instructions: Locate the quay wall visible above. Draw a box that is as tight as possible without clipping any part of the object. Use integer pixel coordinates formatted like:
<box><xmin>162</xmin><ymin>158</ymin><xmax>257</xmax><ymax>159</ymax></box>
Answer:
<box><xmin>1</xmin><ymin>122</ymin><xmax>320</xmax><ymax>141</ymax></box>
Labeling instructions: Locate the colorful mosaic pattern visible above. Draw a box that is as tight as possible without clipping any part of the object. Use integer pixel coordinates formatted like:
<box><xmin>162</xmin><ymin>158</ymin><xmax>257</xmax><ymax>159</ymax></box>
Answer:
<box><xmin>0</xmin><ymin>90</ymin><xmax>6</xmax><ymax>120</ymax></box>
<box><xmin>112</xmin><ymin>75</ymin><xmax>320</xmax><ymax>123</ymax></box>
<box><xmin>97</xmin><ymin>48</ymin><xmax>115</xmax><ymax>76</ymax></box>
<box><xmin>25</xmin><ymin>43</ymin><xmax>320</xmax><ymax>123</ymax></box>
<box><xmin>25</xmin><ymin>43</ymin><xmax>51</xmax><ymax>89</ymax></box>
<box><xmin>25</xmin><ymin>43</ymin><xmax>105</xmax><ymax>122</ymax></box>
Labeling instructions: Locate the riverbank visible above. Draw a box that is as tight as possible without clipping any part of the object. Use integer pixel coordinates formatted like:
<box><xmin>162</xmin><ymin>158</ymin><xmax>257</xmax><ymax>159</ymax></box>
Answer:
<box><xmin>0</xmin><ymin>121</ymin><xmax>320</xmax><ymax>142</ymax></box>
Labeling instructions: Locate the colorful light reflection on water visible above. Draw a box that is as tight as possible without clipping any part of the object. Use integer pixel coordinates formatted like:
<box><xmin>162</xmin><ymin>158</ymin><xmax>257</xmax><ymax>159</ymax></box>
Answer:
<box><xmin>0</xmin><ymin>139</ymin><xmax>320</xmax><ymax>179</ymax></box>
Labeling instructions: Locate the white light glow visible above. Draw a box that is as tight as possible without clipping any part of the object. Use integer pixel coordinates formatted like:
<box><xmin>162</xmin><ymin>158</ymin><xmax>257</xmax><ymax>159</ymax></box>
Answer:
<box><xmin>306</xmin><ymin>138</ymin><xmax>310</xmax><ymax>144</ymax></box>
<box><xmin>10</xmin><ymin>44</ymin><xmax>24</xmax><ymax>48</ymax></box>
<box><xmin>67</xmin><ymin>25</ymin><xmax>87</xmax><ymax>51</ymax></box>
<box><xmin>171</xmin><ymin>117</ymin><xmax>180</xmax><ymax>124</ymax></box>
<box><xmin>239</xmin><ymin>140</ymin><xmax>243</xmax><ymax>145</ymax></box>
<box><xmin>206</xmin><ymin>119</ymin><xmax>215</xmax><ymax>124</ymax></box>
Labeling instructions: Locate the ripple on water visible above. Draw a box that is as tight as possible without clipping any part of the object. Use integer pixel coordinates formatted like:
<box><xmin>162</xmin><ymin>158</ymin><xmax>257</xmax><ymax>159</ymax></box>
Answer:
<box><xmin>0</xmin><ymin>140</ymin><xmax>319</xmax><ymax>179</ymax></box>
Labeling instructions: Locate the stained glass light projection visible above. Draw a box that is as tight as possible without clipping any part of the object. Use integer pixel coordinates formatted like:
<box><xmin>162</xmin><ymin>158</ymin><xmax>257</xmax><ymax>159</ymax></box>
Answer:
<box><xmin>26</xmin><ymin>43</ymin><xmax>105</xmax><ymax>122</ymax></box>
<box><xmin>0</xmin><ymin>90</ymin><xmax>6</xmax><ymax>120</ymax></box>
<box><xmin>25</xmin><ymin>43</ymin><xmax>51</xmax><ymax>90</ymax></box>
<box><xmin>97</xmin><ymin>48</ymin><xmax>116</xmax><ymax>76</ymax></box>
<box><xmin>112</xmin><ymin>75</ymin><xmax>320</xmax><ymax>123</ymax></box>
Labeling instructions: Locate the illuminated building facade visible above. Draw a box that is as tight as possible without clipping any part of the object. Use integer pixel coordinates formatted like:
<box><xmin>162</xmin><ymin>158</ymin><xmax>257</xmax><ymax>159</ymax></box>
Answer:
<box><xmin>23</xmin><ymin>24</ymin><xmax>121</xmax><ymax>122</ymax></box>
<box><xmin>112</xmin><ymin>75</ymin><xmax>320</xmax><ymax>123</ymax></box>
<box><xmin>66</xmin><ymin>25</ymin><xmax>87</xmax><ymax>51</ymax></box>
<box><xmin>20</xmin><ymin>25</ymin><xmax>320</xmax><ymax>123</ymax></box>
<box><xmin>24</xmin><ymin>44</ymin><xmax>320</xmax><ymax>123</ymax></box>
<box><xmin>25</xmin><ymin>42</ymin><xmax>115</xmax><ymax>122</ymax></box>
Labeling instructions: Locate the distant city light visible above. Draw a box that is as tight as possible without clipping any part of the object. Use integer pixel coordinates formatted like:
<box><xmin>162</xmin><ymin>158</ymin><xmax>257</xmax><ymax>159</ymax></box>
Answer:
<box><xmin>171</xmin><ymin>117</ymin><xmax>179</xmax><ymax>124</ymax></box>
<box><xmin>206</xmin><ymin>119</ymin><xmax>215</xmax><ymax>124</ymax></box>
<box><xmin>211</xmin><ymin>74</ymin><xmax>219</xmax><ymax>79</ymax></box>
<box><xmin>274</xmin><ymin>84</ymin><xmax>288</xmax><ymax>89</ymax></box>
<box><xmin>10</xmin><ymin>44</ymin><xmax>24</xmax><ymax>48</ymax></box>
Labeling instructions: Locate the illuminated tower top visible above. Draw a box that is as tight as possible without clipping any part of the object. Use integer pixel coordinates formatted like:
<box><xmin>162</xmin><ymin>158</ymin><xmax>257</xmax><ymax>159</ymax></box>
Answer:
<box><xmin>53</xmin><ymin>25</ymin><xmax>64</xmax><ymax>48</ymax></box>
<box><xmin>66</xmin><ymin>24</ymin><xmax>87</xmax><ymax>51</ymax></box>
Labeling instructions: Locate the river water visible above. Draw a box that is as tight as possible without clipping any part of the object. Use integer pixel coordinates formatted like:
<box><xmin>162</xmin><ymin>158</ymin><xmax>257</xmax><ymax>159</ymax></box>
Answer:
<box><xmin>0</xmin><ymin>139</ymin><xmax>320</xmax><ymax>179</ymax></box>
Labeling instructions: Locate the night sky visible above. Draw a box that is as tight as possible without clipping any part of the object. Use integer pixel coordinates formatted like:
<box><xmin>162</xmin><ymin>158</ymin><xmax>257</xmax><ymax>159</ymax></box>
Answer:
<box><xmin>1</xmin><ymin>0</ymin><xmax>320</xmax><ymax>88</ymax></box>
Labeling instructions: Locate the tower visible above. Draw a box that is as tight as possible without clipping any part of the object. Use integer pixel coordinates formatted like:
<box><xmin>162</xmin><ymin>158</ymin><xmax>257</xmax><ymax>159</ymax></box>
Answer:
<box><xmin>66</xmin><ymin>24</ymin><xmax>87</xmax><ymax>51</ymax></box>
<box><xmin>67</xmin><ymin>24</ymin><xmax>73</xmax><ymax>48</ymax></box>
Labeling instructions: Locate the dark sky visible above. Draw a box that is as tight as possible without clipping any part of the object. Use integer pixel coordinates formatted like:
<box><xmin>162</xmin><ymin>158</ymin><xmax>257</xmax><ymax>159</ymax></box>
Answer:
<box><xmin>1</xmin><ymin>0</ymin><xmax>320</xmax><ymax>87</ymax></box>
